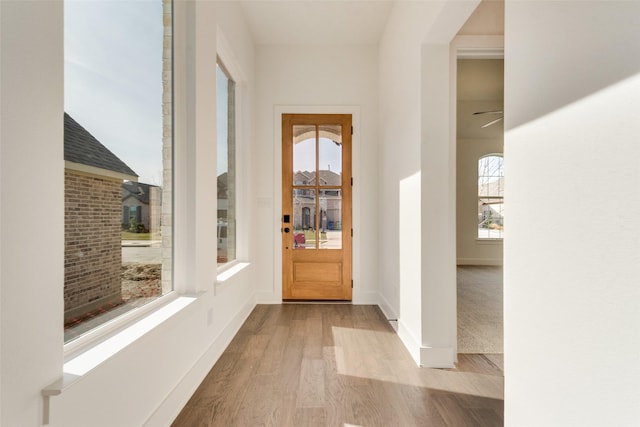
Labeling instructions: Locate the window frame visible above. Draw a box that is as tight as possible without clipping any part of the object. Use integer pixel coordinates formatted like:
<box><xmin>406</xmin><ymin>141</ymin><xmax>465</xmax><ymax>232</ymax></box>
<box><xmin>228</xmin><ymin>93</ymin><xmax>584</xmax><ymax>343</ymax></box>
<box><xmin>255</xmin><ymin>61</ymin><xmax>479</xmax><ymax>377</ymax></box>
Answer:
<box><xmin>215</xmin><ymin>30</ymin><xmax>248</xmax><ymax>276</ymax></box>
<box><xmin>216</xmin><ymin>58</ymin><xmax>237</xmax><ymax>267</ymax></box>
<box><xmin>63</xmin><ymin>0</ymin><xmax>175</xmax><ymax>356</ymax></box>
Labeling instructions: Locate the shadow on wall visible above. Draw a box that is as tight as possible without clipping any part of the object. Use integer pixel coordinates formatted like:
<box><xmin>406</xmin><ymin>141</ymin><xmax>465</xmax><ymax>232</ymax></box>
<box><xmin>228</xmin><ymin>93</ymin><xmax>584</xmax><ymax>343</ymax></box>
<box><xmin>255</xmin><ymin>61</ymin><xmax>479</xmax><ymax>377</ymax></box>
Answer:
<box><xmin>505</xmin><ymin>2</ymin><xmax>640</xmax><ymax>131</ymax></box>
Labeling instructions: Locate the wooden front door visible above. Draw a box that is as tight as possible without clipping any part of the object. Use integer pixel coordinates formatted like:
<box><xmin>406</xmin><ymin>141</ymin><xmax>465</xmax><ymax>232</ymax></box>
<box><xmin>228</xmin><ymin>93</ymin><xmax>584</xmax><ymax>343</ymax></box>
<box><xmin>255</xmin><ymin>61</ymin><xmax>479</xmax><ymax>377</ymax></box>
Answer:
<box><xmin>282</xmin><ymin>114</ymin><xmax>352</xmax><ymax>300</ymax></box>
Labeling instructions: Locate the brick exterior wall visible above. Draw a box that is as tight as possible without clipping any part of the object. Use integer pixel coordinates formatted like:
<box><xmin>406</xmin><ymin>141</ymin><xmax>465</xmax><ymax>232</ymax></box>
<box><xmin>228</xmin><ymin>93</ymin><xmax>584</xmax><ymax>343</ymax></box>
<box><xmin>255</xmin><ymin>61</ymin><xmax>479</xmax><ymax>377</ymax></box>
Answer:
<box><xmin>64</xmin><ymin>170</ymin><xmax>122</xmax><ymax>320</ymax></box>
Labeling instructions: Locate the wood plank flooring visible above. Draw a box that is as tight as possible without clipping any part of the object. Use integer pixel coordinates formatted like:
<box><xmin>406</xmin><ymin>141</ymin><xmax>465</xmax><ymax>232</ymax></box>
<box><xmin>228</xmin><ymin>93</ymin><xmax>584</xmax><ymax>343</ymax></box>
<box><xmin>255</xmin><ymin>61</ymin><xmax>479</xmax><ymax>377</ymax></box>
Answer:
<box><xmin>172</xmin><ymin>304</ymin><xmax>504</xmax><ymax>426</ymax></box>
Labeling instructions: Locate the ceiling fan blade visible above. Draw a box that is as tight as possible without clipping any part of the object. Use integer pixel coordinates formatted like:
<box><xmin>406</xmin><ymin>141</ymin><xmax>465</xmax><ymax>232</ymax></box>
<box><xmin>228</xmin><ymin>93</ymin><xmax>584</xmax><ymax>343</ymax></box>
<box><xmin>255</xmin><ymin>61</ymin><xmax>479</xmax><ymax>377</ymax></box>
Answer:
<box><xmin>473</xmin><ymin>110</ymin><xmax>504</xmax><ymax>115</ymax></box>
<box><xmin>481</xmin><ymin>116</ymin><xmax>504</xmax><ymax>128</ymax></box>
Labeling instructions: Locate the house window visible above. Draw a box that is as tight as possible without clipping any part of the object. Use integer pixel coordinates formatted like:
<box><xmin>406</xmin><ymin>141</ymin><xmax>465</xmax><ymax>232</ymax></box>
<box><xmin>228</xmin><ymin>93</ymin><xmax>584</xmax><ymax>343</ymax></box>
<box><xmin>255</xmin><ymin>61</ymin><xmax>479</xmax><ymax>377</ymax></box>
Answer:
<box><xmin>63</xmin><ymin>0</ymin><xmax>173</xmax><ymax>343</ymax></box>
<box><xmin>217</xmin><ymin>60</ymin><xmax>236</xmax><ymax>265</ymax></box>
<box><xmin>478</xmin><ymin>154</ymin><xmax>504</xmax><ymax>239</ymax></box>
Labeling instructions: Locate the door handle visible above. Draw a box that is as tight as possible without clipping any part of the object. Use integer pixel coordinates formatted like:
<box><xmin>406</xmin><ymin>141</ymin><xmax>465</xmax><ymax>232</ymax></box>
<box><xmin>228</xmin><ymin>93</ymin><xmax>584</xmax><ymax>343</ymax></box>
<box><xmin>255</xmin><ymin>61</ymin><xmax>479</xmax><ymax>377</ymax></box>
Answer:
<box><xmin>283</xmin><ymin>227</ymin><xmax>290</xmax><ymax>233</ymax></box>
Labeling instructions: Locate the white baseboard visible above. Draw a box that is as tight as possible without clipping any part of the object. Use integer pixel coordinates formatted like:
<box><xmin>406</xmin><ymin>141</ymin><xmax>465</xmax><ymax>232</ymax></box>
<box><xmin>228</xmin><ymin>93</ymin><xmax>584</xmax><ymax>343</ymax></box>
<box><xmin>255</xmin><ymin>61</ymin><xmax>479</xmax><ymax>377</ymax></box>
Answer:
<box><xmin>376</xmin><ymin>293</ymin><xmax>399</xmax><ymax>331</ymax></box>
<box><xmin>420</xmin><ymin>346</ymin><xmax>455</xmax><ymax>368</ymax></box>
<box><xmin>377</xmin><ymin>293</ymin><xmax>455</xmax><ymax>368</ymax></box>
<box><xmin>379</xmin><ymin>295</ymin><xmax>429</xmax><ymax>366</ymax></box>
<box><xmin>143</xmin><ymin>297</ymin><xmax>256</xmax><ymax>427</ymax></box>
<box><xmin>254</xmin><ymin>291</ymin><xmax>282</xmax><ymax>304</ymax></box>
<box><xmin>376</xmin><ymin>293</ymin><xmax>397</xmax><ymax>320</ymax></box>
<box><xmin>397</xmin><ymin>319</ymin><xmax>421</xmax><ymax>366</ymax></box>
<box><xmin>457</xmin><ymin>258</ymin><xmax>503</xmax><ymax>266</ymax></box>
<box><xmin>353</xmin><ymin>290</ymin><xmax>379</xmax><ymax>305</ymax></box>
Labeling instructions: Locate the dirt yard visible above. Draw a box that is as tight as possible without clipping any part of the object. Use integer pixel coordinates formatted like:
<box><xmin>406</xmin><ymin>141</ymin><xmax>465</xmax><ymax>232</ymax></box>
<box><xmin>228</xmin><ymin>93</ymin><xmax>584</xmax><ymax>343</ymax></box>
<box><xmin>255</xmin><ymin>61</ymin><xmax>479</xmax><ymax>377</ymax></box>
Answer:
<box><xmin>121</xmin><ymin>264</ymin><xmax>162</xmax><ymax>302</ymax></box>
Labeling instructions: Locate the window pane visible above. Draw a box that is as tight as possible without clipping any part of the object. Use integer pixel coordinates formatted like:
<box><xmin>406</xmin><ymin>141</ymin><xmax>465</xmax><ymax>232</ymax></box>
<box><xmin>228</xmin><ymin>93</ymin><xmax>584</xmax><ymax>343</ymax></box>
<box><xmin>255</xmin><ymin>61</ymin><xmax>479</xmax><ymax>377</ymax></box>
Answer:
<box><xmin>64</xmin><ymin>0</ymin><xmax>173</xmax><ymax>343</ymax></box>
<box><xmin>478</xmin><ymin>197</ymin><xmax>504</xmax><ymax>239</ymax></box>
<box><xmin>293</xmin><ymin>125</ymin><xmax>316</xmax><ymax>186</ymax></box>
<box><xmin>293</xmin><ymin>189</ymin><xmax>317</xmax><ymax>250</ymax></box>
<box><xmin>319</xmin><ymin>190</ymin><xmax>342</xmax><ymax>249</ymax></box>
<box><xmin>318</xmin><ymin>126</ymin><xmax>342</xmax><ymax>186</ymax></box>
<box><xmin>217</xmin><ymin>62</ymin><xmax>236</xmax><ymax>265</ymax></box>
<box><xmin>478</xmin><ymin>155</ymin><xmax>504</xmax><ymax>239</ymax></box>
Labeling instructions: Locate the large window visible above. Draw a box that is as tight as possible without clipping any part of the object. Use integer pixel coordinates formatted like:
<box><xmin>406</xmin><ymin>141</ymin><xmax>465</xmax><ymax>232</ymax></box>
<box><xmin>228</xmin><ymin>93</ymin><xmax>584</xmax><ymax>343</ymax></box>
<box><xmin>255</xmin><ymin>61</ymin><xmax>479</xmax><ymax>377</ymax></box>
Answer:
<box><xmin>63</xmin><ymin>0</ymin><xmax>173</xmax><ymax>343</ymax></box>
<box><xmin>478</xmin><ymin>154</ymin><xmax>504</xmax><ymax>239</ymax></box>
<box><xmin>216</xmin><ymin>61</ymin><xmax>236</xmax><ymax>265</ymax></box>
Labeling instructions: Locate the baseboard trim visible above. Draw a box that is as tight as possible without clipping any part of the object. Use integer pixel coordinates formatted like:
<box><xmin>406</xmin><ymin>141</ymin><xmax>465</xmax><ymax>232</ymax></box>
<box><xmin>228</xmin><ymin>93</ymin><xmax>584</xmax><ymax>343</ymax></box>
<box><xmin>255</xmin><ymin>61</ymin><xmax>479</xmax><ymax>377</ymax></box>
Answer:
<box><xmin>457</xmin><ymin>258</ymin><xmax>503</xmax><ymax>266</ymax></box>
<box><xmin>353</xmin><ymin>290</ymin><xmax>379</xmax><ymax>305</ymax></box>
<box><xmin>254</xmin><ymin>291</ymin><xmax>282</xmax><ymax>304</ymax></box>
<box><xmin>420</xmin><ymin>346</ymin><xmax>455</xmax><ymax>368</ymax></box>
<box><xmin>376</xmin><ymin>293</ymin><xmax>397</xmax><ymax>319</ymax></box>
<box><xmin>397</xmin><ymin>319</ymin><xmax>421</xmax><ymax>366</ymax></box>
<box><xmin>143</xmin><ymin>297</ymin><xmax>256</xmax><ymax>427</ymax></box>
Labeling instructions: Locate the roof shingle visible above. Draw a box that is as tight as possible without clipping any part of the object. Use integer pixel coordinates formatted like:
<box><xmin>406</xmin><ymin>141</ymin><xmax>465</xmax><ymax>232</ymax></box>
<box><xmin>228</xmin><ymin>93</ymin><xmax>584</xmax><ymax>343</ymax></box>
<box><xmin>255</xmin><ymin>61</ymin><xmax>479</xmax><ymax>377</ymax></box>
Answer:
<box><xmin>64</xmin><ymin>112</ymin><xmax>138</xmax><ymax>178</ymax></box>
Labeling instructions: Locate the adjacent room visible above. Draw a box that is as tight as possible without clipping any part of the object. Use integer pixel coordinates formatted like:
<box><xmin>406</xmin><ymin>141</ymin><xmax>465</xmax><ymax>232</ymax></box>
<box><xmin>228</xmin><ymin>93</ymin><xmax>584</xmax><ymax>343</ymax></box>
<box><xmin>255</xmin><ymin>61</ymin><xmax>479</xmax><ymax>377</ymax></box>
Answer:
<box><xmin>456</xmin><ymin>57</ymin><xmax>504</xmax><ymax>359</ymax></box>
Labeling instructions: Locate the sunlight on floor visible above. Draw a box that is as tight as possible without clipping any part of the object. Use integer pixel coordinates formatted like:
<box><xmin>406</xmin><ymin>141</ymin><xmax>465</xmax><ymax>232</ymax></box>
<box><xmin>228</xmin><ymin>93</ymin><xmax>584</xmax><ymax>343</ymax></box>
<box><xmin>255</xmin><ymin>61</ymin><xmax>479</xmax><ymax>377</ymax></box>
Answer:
<box><xmin>332</xmin><ymin>326</ymin><xmax>503</xmax><ymax>400</ymax></box>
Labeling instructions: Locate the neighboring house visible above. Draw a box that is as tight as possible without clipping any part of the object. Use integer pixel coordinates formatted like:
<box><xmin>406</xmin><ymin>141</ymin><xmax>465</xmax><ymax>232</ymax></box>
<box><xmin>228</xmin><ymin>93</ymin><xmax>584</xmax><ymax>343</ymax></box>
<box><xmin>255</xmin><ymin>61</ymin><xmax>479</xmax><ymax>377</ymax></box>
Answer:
<box><xmin>122</xmin><ymin>181</ymin><xmax>161</xmax><ymax>234</ymax></box>
<box><xmin>217</xmin><ymin>172</ymin><xmax>230</xmax><ymax>261</ymax></box>
<box><xmin>64</xmin><ymin>112</ymin><xmax>138</xmax><ymax>322</ymax></box>
<box><xmin>293</xmin><ymin>170</ymin><xmax>343</xmax><ymax>230</ymax></box>
<box><xmin>217</xmin><ymin>171</ymin><xmax>228</xmax><ymax>220</ymax></box>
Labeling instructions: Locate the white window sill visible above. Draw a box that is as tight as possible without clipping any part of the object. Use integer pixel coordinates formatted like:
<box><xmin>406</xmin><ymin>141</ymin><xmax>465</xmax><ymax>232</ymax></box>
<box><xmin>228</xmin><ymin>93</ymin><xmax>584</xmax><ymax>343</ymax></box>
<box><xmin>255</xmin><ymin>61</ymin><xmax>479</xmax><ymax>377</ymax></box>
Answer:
<box><xmin>216</xmin><ymin>261</ymin><xmax>250</xmax><ymax>286</ymax></box>
<box><xmin>43</xmin><ymin>294</ymin><xmax>200</xmax><ymax>424</ymax></box>
<box><xmin>64</xmin><ymin>291</ymin><xmax>180</xmax><ymax>360</ymax></box>
<box><xmin>476</xmin><ymin>238</ymin><xmax>504</xmax><ymax>245</ymax></box>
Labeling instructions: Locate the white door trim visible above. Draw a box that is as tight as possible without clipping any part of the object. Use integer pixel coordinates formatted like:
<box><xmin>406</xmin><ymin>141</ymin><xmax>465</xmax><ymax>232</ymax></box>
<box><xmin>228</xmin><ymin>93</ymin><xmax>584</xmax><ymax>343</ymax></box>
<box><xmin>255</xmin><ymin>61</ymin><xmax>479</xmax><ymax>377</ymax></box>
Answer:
<box><xmin>272</xmin><ymin>105</ymin><xmax>362</xmax><ymax>303</ymax></box>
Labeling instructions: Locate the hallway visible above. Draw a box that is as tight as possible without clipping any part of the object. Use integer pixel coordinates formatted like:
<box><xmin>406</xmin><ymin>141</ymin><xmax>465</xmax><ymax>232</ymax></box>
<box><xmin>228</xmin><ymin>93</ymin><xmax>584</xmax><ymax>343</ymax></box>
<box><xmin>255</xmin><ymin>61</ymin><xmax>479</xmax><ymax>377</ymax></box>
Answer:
<box><xmin>173</xmin><ymin>304</ymin><xmax>503</xmax><ymax>426</ymax></box>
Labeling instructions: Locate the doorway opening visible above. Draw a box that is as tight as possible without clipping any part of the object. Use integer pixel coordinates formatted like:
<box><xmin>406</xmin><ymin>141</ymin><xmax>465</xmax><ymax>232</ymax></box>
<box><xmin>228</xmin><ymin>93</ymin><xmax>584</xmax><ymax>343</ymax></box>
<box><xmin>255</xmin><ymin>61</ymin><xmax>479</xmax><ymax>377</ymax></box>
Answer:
<box><xmin>455</xmin><ymin>56</ymin><xmax>504</xmax><ymax>357</ymax></box>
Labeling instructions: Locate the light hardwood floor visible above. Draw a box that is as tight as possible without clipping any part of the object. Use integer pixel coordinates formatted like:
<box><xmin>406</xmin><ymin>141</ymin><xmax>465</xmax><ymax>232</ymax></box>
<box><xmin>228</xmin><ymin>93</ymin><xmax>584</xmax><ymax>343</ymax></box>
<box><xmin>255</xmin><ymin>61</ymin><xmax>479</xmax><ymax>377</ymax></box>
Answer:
<box><xmin>172</xmin><ymin>304</ymin><xmax>504</xmax><ymax>426</ymax></box>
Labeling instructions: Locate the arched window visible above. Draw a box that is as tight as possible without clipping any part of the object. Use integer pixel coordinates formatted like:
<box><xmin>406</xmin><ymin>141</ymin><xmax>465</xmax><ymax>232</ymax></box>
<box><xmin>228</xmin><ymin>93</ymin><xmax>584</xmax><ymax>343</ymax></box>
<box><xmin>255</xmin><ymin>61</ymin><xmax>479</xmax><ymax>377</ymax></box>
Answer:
<box><xmin>478</xmin><ymin>154</ymin><xmax>504</xmax><ymax>239</ymax></box>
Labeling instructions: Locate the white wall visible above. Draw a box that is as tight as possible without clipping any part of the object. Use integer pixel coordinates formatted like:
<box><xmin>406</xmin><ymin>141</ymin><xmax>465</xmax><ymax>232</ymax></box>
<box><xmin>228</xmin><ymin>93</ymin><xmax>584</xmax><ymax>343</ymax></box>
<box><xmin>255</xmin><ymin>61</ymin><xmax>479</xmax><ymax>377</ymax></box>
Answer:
<box><xmin>377</xmin><ymin>0</ymin><xmax>442</xmax><ymax>363</ymax></box>
<box><xmin>1</xmin><ymin>2</ymin><xmax>258</xmax><ymax>426</ymax></box>
<box><xmin>1</xmin><ymin>2</ymin><xmax>64</xmax><ymax>426</ymax></box>
<box><xmin>505</xmin><ymin>1</ymin><xmax>640</xmax><ymax>425</ymax></box>
<box><xmin>253</xmin><ymin>44</ymin><xmax>379</xmax><ymax>304</ymax></box>
<box><xmin>378</xmin><ymin>0</ymin><xmax>479</xmax><ymax>367</ymax></box>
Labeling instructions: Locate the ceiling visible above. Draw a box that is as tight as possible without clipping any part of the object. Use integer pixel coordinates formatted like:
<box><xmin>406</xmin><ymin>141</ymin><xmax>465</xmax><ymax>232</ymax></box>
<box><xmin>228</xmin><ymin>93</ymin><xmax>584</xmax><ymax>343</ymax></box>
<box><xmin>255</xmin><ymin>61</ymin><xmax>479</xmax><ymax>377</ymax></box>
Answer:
<box><xmin>457</xmin><ymin>59</ymin><xmax>504</xmax><ymax>139</ymax></box>
<box><xmin>457</xmin><ymin>59</ymin><xmax>503</xmax><ymax>101</ymax></box>
<box><xmin>238</xmin><ymin>0</ymin><xmax>503</xmax><ymax>46</ymax></box>
<box><xmin>239</xmin><ymin>0</ymin><xmax>395</xmax><ymax>45</ymax></box>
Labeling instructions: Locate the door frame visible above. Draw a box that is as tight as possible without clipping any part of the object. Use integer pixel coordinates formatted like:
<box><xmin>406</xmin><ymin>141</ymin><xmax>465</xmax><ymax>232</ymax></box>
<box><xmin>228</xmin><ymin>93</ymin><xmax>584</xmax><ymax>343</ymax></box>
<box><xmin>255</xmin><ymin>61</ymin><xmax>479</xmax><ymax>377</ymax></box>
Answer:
<box><xmin>451</xmin><ymin>35</ymin><xmax>505</xmax><ymax>357</ymax></box>
<box><xmin>273</xmin><ymin>106</ymin><xmax>362</xmax><ymax>303</ymax></box>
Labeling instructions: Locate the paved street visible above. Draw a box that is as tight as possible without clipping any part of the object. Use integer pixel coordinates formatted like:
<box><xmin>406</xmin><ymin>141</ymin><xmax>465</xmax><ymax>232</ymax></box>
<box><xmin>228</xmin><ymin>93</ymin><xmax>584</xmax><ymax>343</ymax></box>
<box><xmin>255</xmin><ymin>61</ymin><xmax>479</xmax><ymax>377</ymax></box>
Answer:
<box><xmin>122</xmin><ymin>240</ymin><xmax>162</xmax><ymax>264</ymax></box>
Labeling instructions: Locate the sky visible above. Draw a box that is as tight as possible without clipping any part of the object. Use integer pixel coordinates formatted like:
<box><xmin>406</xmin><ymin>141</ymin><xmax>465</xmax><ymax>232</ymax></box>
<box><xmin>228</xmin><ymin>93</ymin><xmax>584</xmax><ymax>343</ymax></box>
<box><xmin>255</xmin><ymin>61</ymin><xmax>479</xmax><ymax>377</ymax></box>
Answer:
<box><xmin>65</xmin><ymin>0</ymin><xmax>164</xmax><ymax>185</ymax></box>
<box><xmin>65</xmin><ymin>1</ymin><xmax>342</xmax><ymax>183</ymax></box>
<box><xmin>294</xmin><ymin>137</ymin><xmax>342</xmax><ymax>174</ymax></box>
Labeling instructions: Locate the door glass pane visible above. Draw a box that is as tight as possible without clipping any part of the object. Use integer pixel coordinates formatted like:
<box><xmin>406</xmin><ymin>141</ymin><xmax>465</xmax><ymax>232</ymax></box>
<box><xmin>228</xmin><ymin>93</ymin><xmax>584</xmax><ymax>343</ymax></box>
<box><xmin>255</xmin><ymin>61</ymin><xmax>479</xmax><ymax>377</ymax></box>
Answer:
<box><xmin>293</xmin><ymin>125</ymin><xmax>316</xmax><ymax>186</ymax></box>
<box><xmin>318</xmin><ymin>125</ymin><xmax>342</xmax><ymax>186</ymax></box>
<box><xmin>293</xmin><ymin>189</ymin><xmax>316</xmax><ymax>249</ymax></box>
<box><xmin>319</xmin><ymin>190</ymin><xmax>342</xmax><ymax>249</ymax></box>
